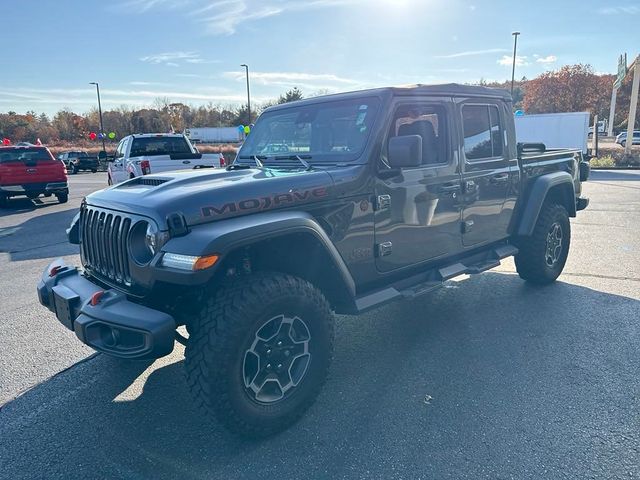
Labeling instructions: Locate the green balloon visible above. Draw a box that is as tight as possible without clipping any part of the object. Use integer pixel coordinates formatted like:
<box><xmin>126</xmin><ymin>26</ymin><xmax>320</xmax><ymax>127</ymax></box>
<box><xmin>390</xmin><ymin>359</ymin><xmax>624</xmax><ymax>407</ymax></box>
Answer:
<box><xmin>108</xmin><ymin>132</ymin><xmax>116</xmax><ymax>139</ymax></box>
<box><xmin>244</xmin><ymin>126</ymin><xmax>251</xmax><ymax>134</ymax></box>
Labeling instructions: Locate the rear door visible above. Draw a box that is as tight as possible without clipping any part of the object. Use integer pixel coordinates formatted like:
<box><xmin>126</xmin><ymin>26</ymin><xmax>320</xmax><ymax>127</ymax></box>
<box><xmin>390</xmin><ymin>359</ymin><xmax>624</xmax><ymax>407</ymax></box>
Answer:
<box><xmin>457</xmin><ymin>100</ymin><xmax>516</xmax><ymax>247</ymax></box>
<box><xmin>374</xmin><ymin>98</ymin><xmax>463</xmax><ymax>272</ymax></box>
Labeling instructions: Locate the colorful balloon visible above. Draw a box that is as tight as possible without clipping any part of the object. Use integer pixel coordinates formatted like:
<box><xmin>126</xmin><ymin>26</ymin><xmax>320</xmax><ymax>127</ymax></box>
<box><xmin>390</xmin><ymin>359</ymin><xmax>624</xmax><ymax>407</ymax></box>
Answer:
<box><xmin>108</xmin><ymin>132</ymin><xmax>116</xmax><ymax>139</ymax></box>
<box><xmin>89</xmin><ymin>132</ymin><xmax>97</xmax><ymax>140</ymax></box>
<box><xmin>2</xmin><ymin>138</ymin><xmax>10</xmax><ymax>145</ymax></box>
<box><xmin>238</xmin><ymin>125</ymin><xmax>245</xmax><ymax>133</ymax></box>
<box><xmin>244</xmin><ymin>126</ymin><xmax>251</xmax><ymax>134</ymax></box>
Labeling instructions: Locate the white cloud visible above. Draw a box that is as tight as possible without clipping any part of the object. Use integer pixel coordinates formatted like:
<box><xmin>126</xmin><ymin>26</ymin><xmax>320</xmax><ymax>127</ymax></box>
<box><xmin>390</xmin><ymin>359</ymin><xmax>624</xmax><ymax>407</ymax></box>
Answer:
<box><xmin>118</xmin><ymin>0</ymin><xmax>363</xmax><ymax>35</ymax></box>
<box><xmin>140</xmin><ymin>51</ymin><xmax>200</xmax><ymax>64</ymax></box>
<box><xmin>598</xmin><ymin>5</ymin><xmax>640</xmax><ymax>14</ymax></box>
<box><xmin>536</xmin><ymin>55</ymin><xmax>557</xmax><ymax>64</ymax></box>
<box><xmin>436</xmin><ymin>48</ymin><xmax>510</xmax><ymax>59</ymax></box>
<box><xmin>222</xmin><ymin>70</ymin><xmax>364</xmax><ymax>92</ymax></box>
<box><xmin>497</xmin><ymin>55</ymin><xmax>529</xmax><ymax>67</ymax></box>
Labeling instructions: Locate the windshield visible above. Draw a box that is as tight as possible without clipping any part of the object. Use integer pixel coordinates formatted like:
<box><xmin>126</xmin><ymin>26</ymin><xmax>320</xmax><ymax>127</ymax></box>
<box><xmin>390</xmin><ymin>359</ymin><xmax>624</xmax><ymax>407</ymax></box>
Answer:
<box><xmin>130</xmin><ymin>136</ymin><xmax>193</xmax><ymax>157</ymax></box>
<box><xmin>0</xmin><ymin>147</ymin><xmax>55</xmax><ymax>164</ymax></box>
<box><xmin>239</xmin><ymin>97</ymin><xmax>380</xmax><ymax>163</ymax></box>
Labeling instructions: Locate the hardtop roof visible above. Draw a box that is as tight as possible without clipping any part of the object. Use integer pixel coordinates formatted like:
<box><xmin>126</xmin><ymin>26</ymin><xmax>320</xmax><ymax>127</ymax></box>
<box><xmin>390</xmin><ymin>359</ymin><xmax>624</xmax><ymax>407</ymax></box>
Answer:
<box><xmin>264</xmin><ymin>83</ymin><xmax>512</xmax><ymax>113</ymax></box>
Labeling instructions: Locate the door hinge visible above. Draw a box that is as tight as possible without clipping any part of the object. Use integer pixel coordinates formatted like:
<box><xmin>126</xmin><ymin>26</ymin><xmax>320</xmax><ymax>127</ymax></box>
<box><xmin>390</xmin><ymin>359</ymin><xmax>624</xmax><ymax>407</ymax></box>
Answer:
<box><xmin>461</xmin><ymin>220</ymin><xmax>474</xmax><ymax>234</ymax></box>
<box><xmin>376</xmin><ymin>241</ymin><xmax>393</xmax><ymax>257</ymax></box>
<box><xmin>375</xmin><ymin>194</ymin><xmax>391</xmax><ymax>211</ymax></box>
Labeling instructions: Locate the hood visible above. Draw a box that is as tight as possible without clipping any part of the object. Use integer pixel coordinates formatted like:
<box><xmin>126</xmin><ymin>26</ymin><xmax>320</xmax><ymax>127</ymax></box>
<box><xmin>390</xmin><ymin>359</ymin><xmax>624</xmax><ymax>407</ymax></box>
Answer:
<box><xmin>86</xmin><ymin>167</ymin><xmax>336</xmax><ymax>229</ymax></box>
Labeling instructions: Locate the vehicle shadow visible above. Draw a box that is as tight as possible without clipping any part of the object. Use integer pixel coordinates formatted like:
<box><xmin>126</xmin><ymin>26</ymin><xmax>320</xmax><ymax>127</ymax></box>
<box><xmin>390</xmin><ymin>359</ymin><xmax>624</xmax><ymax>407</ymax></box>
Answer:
<box><xmin>0</xmin><ymin>207</ymin><xmax>79</xmax><ymax>261</ymax></box>
<box><xmin>0</xmin><ymin>196</ymin><xmax>64</xmax><ymax>217</ymax></box>
<box><xmin>1</xmin><ymin>272</ymin><xmax>639</xmax><ymax>479</ymax></box>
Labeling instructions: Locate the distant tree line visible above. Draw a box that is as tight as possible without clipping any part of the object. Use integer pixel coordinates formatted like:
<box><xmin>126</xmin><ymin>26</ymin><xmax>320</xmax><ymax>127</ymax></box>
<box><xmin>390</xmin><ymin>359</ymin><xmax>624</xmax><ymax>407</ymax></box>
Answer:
<box><xmin>0</xmin><ymin>87</ymin><xmax>305</xmax><ymax>144</ymax></box>
<box><xmin>1</xmin><ymin>67</ymin><xmax>634</xmax><ymax>144</ymax></box>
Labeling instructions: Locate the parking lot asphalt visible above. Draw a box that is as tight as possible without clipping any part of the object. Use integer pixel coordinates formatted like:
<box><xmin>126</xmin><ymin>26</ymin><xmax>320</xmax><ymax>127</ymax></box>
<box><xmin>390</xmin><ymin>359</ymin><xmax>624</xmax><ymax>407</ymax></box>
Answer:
<box><xmin>0</xmin><ymin>170</ymin><xmax>639</xmax><ymax>479</ymax></box>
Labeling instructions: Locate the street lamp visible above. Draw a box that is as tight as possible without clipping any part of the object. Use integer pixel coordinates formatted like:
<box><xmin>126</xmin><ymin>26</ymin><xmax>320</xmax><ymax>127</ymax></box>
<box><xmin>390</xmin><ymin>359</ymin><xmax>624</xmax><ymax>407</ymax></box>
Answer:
<box><xmin>240</xmin><ymin>64</ymin><xmax>251</xmax><ymax>125</ymax></box>
<box><xmin>510</xmin><ymin>32</ymin><xmax>521</xmax><ymax>98</ymax></box>
<box><xmin>89</xmin><ymin>82</ymin><xmax>106</xmax><ymax>153</ymax></box>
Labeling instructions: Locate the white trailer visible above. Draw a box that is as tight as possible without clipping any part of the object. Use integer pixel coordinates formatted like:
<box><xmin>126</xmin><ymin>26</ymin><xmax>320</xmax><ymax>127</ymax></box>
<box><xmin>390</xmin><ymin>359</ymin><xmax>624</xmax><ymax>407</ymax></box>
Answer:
<box><xmin>515</xmin><ymin>112</ymin><xmax>590</xmax><ymax>156</ymax></box>
<box><xmin>184</xmin><ymin>127</ymin><xmax>243</xmax><ymax>144</ymax></box>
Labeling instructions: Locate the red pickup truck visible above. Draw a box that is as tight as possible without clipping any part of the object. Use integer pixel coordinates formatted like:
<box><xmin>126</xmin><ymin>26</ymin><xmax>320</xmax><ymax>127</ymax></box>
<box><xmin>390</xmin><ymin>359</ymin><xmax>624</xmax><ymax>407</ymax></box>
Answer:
<box><xmin>0</xmin><ymin>146</ymin><xmax>68</xmax><ymax>207</ymax></box>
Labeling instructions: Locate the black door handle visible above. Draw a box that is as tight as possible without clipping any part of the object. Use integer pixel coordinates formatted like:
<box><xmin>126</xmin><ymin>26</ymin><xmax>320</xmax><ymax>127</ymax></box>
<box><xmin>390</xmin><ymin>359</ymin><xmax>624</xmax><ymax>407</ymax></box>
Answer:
<box><xmin>490</xmin><ymin>173</ymin><xmax>509</xmax><ymax>184</ymax></box>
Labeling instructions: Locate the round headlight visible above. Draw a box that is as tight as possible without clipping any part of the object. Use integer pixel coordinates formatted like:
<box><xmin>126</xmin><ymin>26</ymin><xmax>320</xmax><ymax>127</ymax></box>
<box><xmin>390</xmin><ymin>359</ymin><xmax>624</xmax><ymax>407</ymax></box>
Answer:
<box><xmin>129</xmin><ymin>221</ymin><xmax>157</xmax><ymax>265</ymax></box>
<box><xmin>145</xmin><ymin>222</ymin><xmax>158</xmax><ymax>254</ymax></box>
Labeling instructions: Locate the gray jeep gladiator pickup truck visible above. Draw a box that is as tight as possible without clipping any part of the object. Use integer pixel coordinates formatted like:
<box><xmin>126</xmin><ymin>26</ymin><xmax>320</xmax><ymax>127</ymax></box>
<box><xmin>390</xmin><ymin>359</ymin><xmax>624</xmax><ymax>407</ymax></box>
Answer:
<box><xmin>37</xmin><ymin>84</ymin><xmax>589</xmax><ymax>436</ymax></box>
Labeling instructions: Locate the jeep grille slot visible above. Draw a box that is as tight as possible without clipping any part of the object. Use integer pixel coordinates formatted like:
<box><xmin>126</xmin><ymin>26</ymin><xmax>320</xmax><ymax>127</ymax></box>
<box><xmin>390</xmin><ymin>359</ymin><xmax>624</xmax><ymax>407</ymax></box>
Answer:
<box><xmin>80</xmin><ymin>207</ymin><xmax>132</xmax><ymax>286</ymax></box>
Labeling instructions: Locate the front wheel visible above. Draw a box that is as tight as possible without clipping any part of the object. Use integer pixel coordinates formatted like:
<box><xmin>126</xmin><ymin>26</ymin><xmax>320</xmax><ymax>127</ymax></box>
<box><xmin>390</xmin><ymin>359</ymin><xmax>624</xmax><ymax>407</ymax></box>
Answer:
<box><xmin>185</xmin><ymin>273</ymin><xmax>335</xmax><ymax>437</ymax></box>
<box><xmin>515</xmin><ymin>202</ymin><xmax>570</xmax><ymax>285</ymax></box>
<box><xmin>56</xmin><ymin>192</ymin><xmax>68</xmax><ymax>204</ymax></box>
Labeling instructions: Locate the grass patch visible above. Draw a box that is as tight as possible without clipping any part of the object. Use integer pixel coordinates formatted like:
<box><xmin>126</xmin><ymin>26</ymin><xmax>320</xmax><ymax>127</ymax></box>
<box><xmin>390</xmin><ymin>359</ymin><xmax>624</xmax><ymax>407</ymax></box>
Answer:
<box><xmin>590</xmin><ymin>155</ymin><xmax>616</xmax><ymax>168</ymax></box>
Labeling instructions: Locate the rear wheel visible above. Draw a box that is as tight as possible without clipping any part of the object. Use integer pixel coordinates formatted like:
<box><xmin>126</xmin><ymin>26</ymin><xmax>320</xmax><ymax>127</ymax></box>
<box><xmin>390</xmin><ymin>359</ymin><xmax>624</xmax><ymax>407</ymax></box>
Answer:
<box><xmin>185</xmin><ymin>272</ymin><xmax>335</xmax><ymax>437</ymax></box>
<box><xmin>91</xmin><ymin>168</ymin><xmax>97</xmax><ymax>173</ymax></box>
<box><xmin>0</xmin><ymin>194</ymin><xmax>7</xmax><ymax>208</ymax></box>
<box><xmin>56</xmin><ymin>192</ymin><xmax>68</xmax><ymax>204</ymax></box>
<box><xmin>515</xmin><ymin>202</ymin><xmax>570</xmax><ymax>285</ymax></box>
<box><xmin>71</xmin><ymin>164</ymin><xmax>78</xmax><ymax>174</ymax></box>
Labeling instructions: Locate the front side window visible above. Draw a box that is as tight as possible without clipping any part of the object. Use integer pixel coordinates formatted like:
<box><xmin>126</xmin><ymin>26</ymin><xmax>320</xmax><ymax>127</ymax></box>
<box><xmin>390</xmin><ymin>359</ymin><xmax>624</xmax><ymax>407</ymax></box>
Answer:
<box><xmin>239</xmin><ymin>98</ymin><xmax>380</xmax><ymax>163</ymax></box>
<box><xmin>462</xmin><ymin>104</ymin><xmax>503</xmax><ymax>160</ymax></box>
<box><xmin>387</xmin><ymin>104</ymin><xmax>447</xmax><ymax>166</ymax></box>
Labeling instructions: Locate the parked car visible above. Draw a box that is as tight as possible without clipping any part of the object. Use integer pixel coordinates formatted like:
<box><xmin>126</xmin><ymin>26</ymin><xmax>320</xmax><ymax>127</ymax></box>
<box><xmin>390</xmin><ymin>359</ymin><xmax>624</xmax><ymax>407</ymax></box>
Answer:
<box><xmin>615</xmin><ymin>131</ymin><xmax>640</xmax><ymax>147</ymax></box>
<box><xmin>106</xmin><ymin>133</ymin><xmax>224</xmax><ymax>185</ymax></box>
<box><xmin>57</xmin><ymin>151</ymin><xmax>99</xmax><ymax>174</ymax></box>
<box><xmin>38</xmin><ymin>84</ymin><xmax>589</xmax><ymax>437</ymax></box>
<box><xmin>0</xmin><ymin>145</ymin><xmax>68</xmax><ymax>207</ymax></box>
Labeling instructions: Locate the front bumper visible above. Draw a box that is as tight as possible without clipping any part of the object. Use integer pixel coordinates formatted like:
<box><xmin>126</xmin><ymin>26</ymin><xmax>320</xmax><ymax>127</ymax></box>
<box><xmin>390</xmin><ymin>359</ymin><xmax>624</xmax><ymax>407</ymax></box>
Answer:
<box><xmin>37</xmin><ymin>259</ymin><xmax>176</xmax><ymax>360</ymax></box>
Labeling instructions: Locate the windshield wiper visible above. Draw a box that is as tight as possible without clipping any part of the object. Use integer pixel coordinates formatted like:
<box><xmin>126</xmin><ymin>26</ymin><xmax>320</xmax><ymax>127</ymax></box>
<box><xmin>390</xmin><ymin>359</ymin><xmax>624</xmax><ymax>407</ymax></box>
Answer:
<box><xmin>274</xmin><ymin>155</ymin><xmax>313</xmax><ymax>171</ymax></box>
<box><xmin>229</xmin><ymin>155</ymin><xmax>266</xmax><ymax>170</ymax></box>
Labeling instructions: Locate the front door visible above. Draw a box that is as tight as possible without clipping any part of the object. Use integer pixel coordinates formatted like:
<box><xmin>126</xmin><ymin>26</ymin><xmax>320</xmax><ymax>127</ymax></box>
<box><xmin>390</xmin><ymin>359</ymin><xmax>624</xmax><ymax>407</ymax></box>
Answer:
<box><xmin>374</xmin><ymin>99</ymin><xmax>463</xmax><ymax>273</ymax></box>
<box><xmin>458</xmin><ymin>101</ymin><xmax>515</xmax><ymax>247</ymax></box>
<box><xmin>109</xmin><ymin>139</ymin><xmax>128</xmax><ymax>184</ymax></box>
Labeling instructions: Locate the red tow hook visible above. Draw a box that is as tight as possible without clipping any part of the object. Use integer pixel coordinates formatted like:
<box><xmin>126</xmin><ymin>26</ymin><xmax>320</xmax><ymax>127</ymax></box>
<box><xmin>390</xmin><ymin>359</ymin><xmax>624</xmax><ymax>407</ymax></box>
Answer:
<box><xmin>49</xmin><ymin>265</ymin><xmax>64</xmax><ymax>277</ymax></box>
<box><xmin>90</xmin><ymin>290</ymin><xmax>105</xmax><ymax>306</ymax></box>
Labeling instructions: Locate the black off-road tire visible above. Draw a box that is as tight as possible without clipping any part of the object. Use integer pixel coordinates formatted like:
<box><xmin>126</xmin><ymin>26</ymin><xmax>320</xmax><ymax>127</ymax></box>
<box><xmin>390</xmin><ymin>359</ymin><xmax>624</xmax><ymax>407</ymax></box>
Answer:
<box><xmin>91</xmin><ymin>168</ymin><xmax>97</xmax><ymax>173</ymax></box>
<box><xmin>515</xmin><ymin>202</ymin><xmax>570</xmax><ymax>285</ymax></box>
<box><xmin>56</xmin><ymin>192</ymin><xmax>68</xmax><ymax>204</ymax></box>
<box><xmin>0</xmin><ymin>194</ymin><xmax>7</xmax><ymax>208</ymax></box>
<box><xmin>185</xmin><ymin>272</ymin><xmax>335</xmax><ymax>437</ymax></box>
<box><xmin>71</xmin><ymin>165</ymin><xmax>78</xmax><ymax>175</ymax></box>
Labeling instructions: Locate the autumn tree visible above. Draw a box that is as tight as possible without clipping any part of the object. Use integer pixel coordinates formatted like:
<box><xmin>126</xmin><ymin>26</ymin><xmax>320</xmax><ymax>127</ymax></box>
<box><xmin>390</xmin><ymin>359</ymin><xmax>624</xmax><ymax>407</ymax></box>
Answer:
<box><xmin>522</xmin><ymin>65</ymin><xmax>613</xmax><ymax>121</ymax></box>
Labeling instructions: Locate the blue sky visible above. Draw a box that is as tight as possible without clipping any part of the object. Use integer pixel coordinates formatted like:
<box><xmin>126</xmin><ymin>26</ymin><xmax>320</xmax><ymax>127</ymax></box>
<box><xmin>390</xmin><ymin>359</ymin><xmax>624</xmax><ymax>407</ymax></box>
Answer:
<box><xmin>1</xmin><ymin>0</ymin><xmax>638</xmax><ymax>115</ymax></box>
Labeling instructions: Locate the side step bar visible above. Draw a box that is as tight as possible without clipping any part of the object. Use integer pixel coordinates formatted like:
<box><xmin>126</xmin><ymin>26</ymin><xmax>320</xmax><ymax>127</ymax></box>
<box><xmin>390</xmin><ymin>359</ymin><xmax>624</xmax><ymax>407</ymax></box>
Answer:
<box><xmin>353</xmin><ymin>244</ymin><xmax>518</xmax><ymax>314</ymax></box>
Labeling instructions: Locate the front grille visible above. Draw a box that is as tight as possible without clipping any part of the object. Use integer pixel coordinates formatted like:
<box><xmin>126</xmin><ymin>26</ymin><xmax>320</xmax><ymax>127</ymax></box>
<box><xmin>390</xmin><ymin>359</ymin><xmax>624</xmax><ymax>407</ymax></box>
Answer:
<box><xmin>80</xmin><ymin>207</ymin><xmax>132</xmax><ymax>286</ymax></box>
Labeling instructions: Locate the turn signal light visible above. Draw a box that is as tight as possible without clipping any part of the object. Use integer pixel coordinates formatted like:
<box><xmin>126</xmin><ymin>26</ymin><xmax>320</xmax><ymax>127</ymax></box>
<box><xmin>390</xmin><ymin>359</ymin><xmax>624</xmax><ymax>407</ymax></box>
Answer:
<box><xmin>194</xmin><ymin>254</ymin><xmax>219</xmax><ymax>271</ymax></box>
<box><xmin>140</xmin><ymin>160</ymin><xmax>151</xmax><ymax>175</ymax></box>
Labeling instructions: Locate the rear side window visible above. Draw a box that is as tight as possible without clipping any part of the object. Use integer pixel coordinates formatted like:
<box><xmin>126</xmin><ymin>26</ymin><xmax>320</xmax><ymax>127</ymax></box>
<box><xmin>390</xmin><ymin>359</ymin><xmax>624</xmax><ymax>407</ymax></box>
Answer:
<box><xmin>0</xmin><ymin>147</ymin><xmax>54</xmax><ymax>164</ymax></box>
<box><xmin>130</xmin><ymin>137</ymin><xmax>192</xmax><ymax>157</ymax></box>
<box><xmin>462</xmin><ymin>105</ymin><xmax>503</xmax><ymax>160</ymax></box>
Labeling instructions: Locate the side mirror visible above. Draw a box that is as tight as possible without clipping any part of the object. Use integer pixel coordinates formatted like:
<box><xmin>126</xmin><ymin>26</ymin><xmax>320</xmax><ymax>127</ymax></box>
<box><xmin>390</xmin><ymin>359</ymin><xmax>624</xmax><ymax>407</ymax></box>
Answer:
<box><xmin>388</xmin><ymin>135</ymin><xmax>422</xmax><ymax>169</ymax></box>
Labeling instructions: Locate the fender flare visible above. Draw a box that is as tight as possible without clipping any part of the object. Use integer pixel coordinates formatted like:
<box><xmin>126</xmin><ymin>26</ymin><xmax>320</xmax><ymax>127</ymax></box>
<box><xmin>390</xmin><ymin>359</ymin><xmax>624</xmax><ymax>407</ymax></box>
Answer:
<box><xmin>161</xmin><ymin>210</ymin><xmax>356</xmax><ymax>298</ymax></box>
<box><xmin>517</xmin><ymin>171</ymin><xmax>576</xmax><ymax>236</ymax></box>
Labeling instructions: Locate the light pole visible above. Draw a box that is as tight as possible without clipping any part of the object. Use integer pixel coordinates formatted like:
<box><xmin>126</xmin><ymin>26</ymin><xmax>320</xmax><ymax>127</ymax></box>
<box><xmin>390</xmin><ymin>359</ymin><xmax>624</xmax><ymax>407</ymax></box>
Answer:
<box><xmin>89</xmin><ymin>82</ymin><xmax>106</xmax><ymax>152</ymax></box>
<box><xmin>240</xmin><ymin>64</ymin><xmax>251</xmax><ymax>125</ymax></box>
<box><xmin>511</xmin><ymin>31</ymin><xmax>521</xmax><ymax>99</ymax></box>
